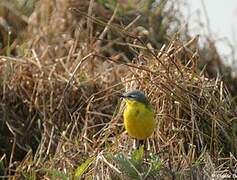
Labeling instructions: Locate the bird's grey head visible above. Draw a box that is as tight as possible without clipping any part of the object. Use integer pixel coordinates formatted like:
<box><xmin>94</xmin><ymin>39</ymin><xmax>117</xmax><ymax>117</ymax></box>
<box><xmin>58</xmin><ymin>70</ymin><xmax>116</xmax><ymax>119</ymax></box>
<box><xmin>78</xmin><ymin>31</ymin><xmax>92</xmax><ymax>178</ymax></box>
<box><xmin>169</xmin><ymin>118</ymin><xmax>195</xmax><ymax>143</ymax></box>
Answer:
<box><xmin>121</xmin><ymin>90</ymin><xmax>150</xmax><ymax>105</ymax></box>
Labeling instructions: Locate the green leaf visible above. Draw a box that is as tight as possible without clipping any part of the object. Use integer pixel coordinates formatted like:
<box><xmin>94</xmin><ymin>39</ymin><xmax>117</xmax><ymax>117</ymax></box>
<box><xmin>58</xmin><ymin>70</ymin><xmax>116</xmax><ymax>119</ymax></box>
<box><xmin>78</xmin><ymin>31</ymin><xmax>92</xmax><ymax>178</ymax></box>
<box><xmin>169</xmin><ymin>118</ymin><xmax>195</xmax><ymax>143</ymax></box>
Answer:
<box><xmin>194</xmin><ymin>149</ymin><xmax>205</xmax><ymax>166</ymax></box>
<box><xmin>113</xmin><ymin>153</ymin><xmax>141</xmax><ymax>179</ymax></box>
<box><xmin>131</xmin><ymin>145</ymin><xmax>144</xmax><ymax>163</ymax></box>
<box><xmin>36</xmin><ymin>169</ymin><xmax>69</xmax><ymax>180</ymax></box>
<box><xmin>74</xmin><ymin>156</ymin><xmax>95</xmax><ymax>179</ymax></box>
<box><xmin>147</xmin><ymin>155</ymin><xmax>161</xmax><ymax>177</ymax></box>
<box><xmin>51</xmin><ymin>170</ymin><xmax>68</xmax><ymax>180</ymax></box>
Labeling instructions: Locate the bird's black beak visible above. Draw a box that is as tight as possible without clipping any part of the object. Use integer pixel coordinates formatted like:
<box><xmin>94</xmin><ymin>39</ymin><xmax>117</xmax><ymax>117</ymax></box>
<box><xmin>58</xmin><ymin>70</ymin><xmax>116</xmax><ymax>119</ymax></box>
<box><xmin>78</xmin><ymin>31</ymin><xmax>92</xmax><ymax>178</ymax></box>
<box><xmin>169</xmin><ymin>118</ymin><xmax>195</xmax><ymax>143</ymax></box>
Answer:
<box><xmin>120</xmin><ymin>94</ymin><xmax>126</xmax><ymax>98</ymax></box>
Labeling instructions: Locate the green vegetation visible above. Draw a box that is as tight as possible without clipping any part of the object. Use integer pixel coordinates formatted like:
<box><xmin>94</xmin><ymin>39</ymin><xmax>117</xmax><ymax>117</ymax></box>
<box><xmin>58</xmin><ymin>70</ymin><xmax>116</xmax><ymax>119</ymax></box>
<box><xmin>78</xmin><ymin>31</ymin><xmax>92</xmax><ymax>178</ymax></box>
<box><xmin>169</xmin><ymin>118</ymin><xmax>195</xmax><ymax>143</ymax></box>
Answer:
<box><xmin>0</xmin><ymin>0</ymin><xmax>237</xmax><ymax>179</ymax></box>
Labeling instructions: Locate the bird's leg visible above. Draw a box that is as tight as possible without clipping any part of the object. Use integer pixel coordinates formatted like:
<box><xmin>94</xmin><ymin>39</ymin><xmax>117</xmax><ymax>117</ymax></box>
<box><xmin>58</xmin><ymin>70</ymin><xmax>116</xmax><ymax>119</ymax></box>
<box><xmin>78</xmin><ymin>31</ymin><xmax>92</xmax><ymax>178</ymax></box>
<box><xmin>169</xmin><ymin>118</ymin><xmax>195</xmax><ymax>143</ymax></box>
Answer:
<box><xmin>138</xmin><ymin>140</ymin><xmax>145</xmax><ymax>147</ymax></box>
<box><xmin>134</xmin><ymin>139</ymin><xmax>145</xmax><ymax>149</ymax></box>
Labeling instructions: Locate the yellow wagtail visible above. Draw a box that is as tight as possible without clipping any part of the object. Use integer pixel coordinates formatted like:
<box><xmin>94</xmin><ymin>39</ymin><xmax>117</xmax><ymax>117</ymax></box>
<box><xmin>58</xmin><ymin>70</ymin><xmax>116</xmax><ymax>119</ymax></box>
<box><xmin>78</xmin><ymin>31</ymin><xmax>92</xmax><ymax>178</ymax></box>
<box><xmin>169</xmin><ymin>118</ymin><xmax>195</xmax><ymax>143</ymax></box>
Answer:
<box><xmin>121</xmin><ymin>90</ymin><xmax>155</xmax><ymax>144</ymax></box>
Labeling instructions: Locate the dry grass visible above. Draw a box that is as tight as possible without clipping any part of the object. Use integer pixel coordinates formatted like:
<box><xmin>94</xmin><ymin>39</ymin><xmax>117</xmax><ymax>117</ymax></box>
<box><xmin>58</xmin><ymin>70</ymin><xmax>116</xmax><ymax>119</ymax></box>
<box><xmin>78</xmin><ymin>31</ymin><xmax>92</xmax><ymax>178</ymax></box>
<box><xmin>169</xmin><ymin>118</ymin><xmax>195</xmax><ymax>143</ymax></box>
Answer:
<box><xmin>0</xmin><ymin>0</ymin><xmax>237</xmax><ymax>179</ymax></box>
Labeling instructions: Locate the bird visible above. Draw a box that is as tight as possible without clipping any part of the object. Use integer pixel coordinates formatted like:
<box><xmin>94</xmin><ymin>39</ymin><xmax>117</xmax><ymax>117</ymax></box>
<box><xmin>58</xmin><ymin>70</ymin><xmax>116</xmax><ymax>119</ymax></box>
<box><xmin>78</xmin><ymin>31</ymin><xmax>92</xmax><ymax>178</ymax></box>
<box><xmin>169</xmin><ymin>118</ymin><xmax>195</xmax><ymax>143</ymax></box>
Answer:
<box><xmin>121</xmin><ymin>90</ymin><xmax>155</xmax><ymax>146</ymax></box>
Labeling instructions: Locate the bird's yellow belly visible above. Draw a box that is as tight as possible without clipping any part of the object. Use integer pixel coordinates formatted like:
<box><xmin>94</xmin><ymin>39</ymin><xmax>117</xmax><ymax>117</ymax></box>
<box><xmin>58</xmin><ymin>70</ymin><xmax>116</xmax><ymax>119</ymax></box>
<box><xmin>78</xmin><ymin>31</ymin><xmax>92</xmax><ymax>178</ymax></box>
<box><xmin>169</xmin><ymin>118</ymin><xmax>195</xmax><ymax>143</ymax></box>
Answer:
<box><xmin>123</xmin><ymin>104</ymin><xmax>155</xmax><ymax>140</ymax></box>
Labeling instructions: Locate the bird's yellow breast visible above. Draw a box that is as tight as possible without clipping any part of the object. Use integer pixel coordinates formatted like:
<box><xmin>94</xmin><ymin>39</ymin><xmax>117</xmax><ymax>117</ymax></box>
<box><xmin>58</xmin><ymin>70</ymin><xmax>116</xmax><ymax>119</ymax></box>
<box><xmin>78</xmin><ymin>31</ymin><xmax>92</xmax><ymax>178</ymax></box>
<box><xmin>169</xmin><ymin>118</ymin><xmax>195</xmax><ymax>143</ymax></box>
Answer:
<box><xmin>123</xmin><ymin>100</ymin><xmax>155</xmax><ymax>140</ymax></box>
